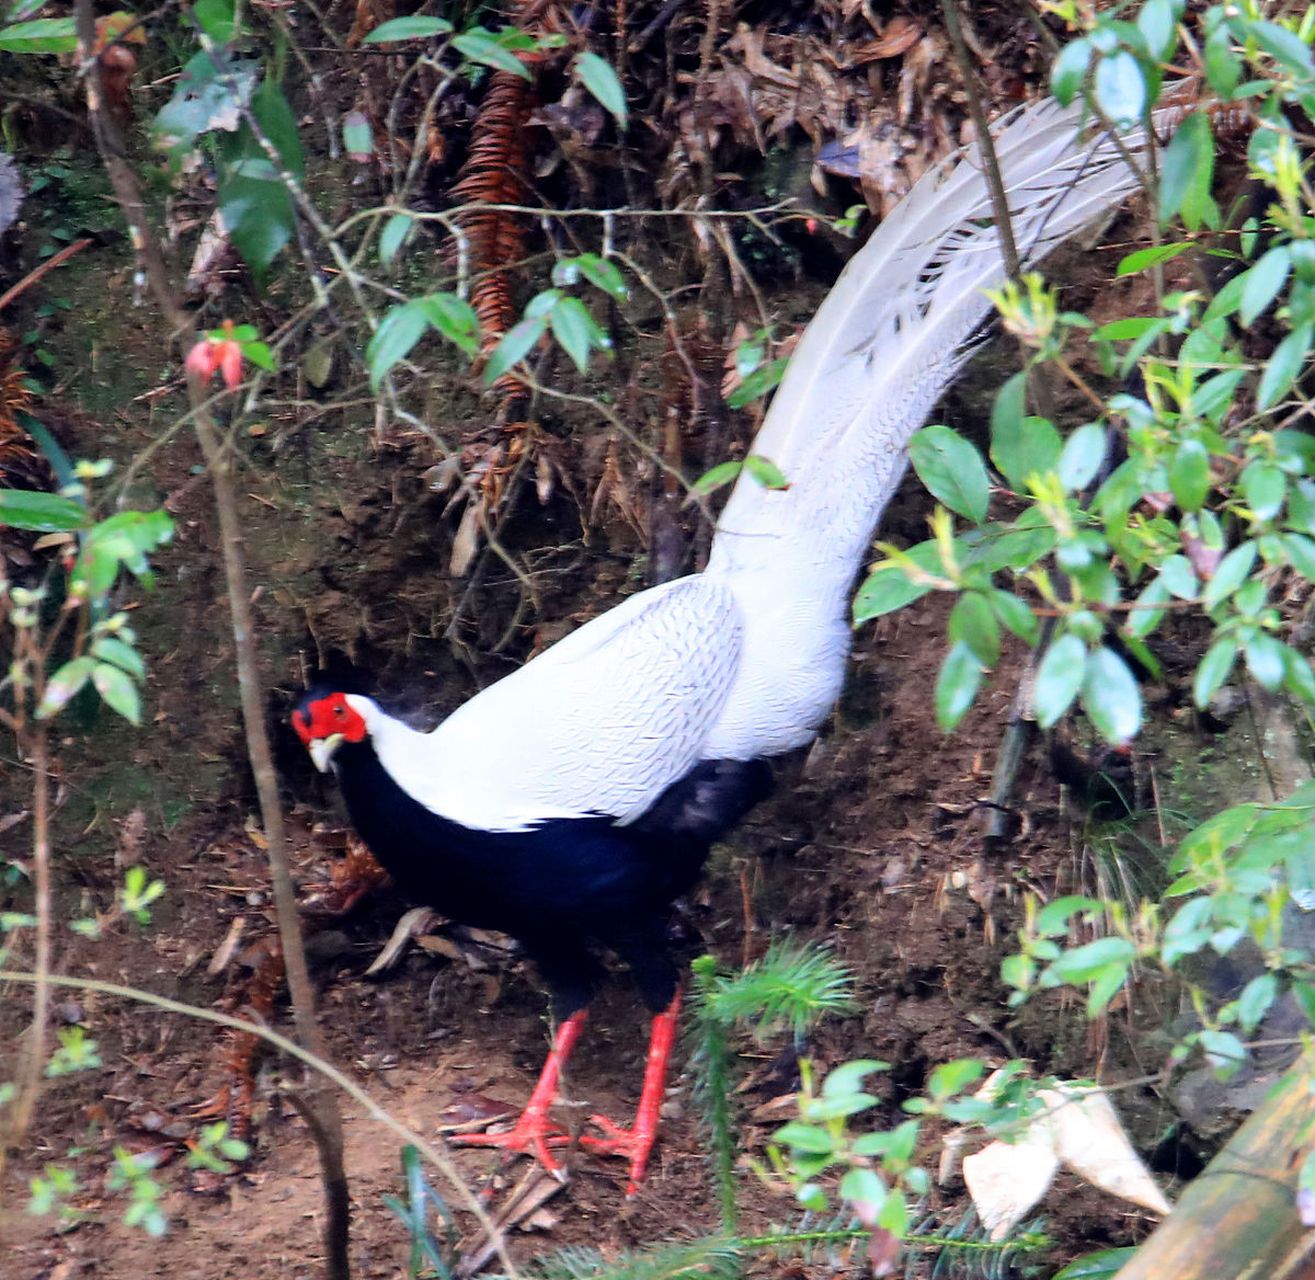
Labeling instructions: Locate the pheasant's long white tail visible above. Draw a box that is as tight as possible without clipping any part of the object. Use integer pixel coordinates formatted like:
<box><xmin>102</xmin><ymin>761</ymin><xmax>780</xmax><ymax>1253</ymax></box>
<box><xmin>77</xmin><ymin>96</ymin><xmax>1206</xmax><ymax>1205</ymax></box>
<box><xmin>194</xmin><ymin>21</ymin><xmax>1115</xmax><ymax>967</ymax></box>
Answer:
<box><xmin>701</xmin><ymin>97</ymin><xmax>1150</xmax><ymax>760</ymax></box>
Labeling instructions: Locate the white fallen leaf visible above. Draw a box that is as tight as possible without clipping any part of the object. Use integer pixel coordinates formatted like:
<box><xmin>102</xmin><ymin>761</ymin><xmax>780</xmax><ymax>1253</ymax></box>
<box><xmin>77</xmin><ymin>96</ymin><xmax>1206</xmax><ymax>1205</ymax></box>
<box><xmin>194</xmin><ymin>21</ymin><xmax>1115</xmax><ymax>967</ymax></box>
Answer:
<box><xmin>1041</xmin><ymin>1086</ymin><xmax>1172</xmax><ymax>1215</ymax></box>
<box><xmin>958</xmin><ymin>1077</ymin><xmax>1170</xmax><ymax>1239</ymax></box>
<box><xmin>962</xmin><ymin>1125</ymin><xmax>1060</xmax><ymax>1240</ymax></box>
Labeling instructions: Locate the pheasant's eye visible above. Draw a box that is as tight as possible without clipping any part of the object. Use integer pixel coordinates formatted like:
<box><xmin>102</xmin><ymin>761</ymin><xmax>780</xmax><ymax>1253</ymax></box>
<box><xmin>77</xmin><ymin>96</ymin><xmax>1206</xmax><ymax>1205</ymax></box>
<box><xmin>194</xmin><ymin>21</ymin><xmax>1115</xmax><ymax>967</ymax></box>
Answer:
<box><xmin>334</xmin><ymin>703</ymin><xmax>345</xmax><ymax>718</ymax></box>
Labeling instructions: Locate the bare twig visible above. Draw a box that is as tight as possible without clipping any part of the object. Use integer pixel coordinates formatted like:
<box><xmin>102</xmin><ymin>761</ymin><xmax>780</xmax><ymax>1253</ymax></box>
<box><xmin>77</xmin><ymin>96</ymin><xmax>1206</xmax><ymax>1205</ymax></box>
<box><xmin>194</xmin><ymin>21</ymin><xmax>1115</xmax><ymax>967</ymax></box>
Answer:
<box><xmin>71</xmin><ymin>4</ymin><xmax>355</xmax><ymax>1274</ymax></box>
<box><xmin>0</xmin><ymin>705</ymin><xmax>51</xmax><ymax>1171</ymax></box>
<box><xmin>0</xmin><ymin>238</ymin><xmax>95</xmax><ymax>314</ymax></box>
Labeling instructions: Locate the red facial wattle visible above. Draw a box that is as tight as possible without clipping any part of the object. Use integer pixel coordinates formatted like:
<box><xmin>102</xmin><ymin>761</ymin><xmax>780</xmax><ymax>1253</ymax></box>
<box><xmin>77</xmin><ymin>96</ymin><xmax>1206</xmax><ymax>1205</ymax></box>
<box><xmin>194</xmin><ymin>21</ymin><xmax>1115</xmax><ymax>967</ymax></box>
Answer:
<box><xmin>291</xmin><ymin>692</ymin><xmax>367</xmax><ymax>747</ymax></box>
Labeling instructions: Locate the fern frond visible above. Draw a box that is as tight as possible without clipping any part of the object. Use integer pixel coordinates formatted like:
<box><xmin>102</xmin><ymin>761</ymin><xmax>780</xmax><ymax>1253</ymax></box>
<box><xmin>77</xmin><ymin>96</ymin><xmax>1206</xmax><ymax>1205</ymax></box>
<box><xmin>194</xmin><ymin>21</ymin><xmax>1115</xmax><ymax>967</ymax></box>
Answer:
<box><xmin>692</xmin><ymin>940</ymin><xmax>856</xmax><ymax>1039</ymax></box>
<box><xmin>521</xmin><ymin>1236</ymin><xmax>741</xmax><ymax>1280</ymax></box>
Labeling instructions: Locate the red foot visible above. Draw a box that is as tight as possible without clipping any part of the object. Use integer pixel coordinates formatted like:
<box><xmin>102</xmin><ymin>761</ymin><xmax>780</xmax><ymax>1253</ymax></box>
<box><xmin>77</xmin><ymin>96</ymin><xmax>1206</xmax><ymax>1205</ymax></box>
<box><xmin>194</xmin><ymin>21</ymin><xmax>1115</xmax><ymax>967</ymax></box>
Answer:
<box><xmin>450</xmin><ymin>1008</ymin><xmax>587</xmax><ymax>1181</ymax></box>
<box><xmin>455</xmin><ymin>1113</ymin><xmax>571</xmax><ymax>1178</ymax></box>
<box><xmin>450</xmin><ymin>991</ymin><xmax>683</xmax><ymax>1198</ymax></box>
<box><xmin>581</xmin><ymin>990</ymin><xmax>682</xmax><ymax>1197</ymax></box>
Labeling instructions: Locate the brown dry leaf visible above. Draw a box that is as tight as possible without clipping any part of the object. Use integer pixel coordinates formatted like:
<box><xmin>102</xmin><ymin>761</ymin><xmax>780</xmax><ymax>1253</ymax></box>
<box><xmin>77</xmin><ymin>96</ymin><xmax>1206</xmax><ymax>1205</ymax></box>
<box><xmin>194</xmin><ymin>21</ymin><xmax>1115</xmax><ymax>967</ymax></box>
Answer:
<box><xmin>185</xmin><ymin>211</ymin><xmax>233</xmax><ymax>297</ymax></box>
<box><xmin>589</xmin><ymin>438</ymin><xmax>645</xmax><ymax>536</ymax></box>
<box><xmin>437</xmin><ymin>1093</ymin><xmax>516</xmax><ymax>1131</ymax></box>
<box><xmin>207</xmin><ymin>915</ymin><xmax>246</xmax><ymax>977</ymax></box>
<box><xmin>867</xmin><ymin>1227</ymin><xmax>901</xmax><ymax>1276</ymax></box>
<box><xmin>32</xmin><ymin>531</ymin><xmax>75</xmax><ymax>552</ymax></box>
<box><xmin>116</xmin><ymin>806</ymin><xmax>146</xmax><ymax>868</ymax></box>
<box><xmin>364</xmin><ymin>905</ymin><xmax>438</xmax><ymax>976</ymax></box>
<box><xmin>851</xmin><ymin>16</ymin><xmax>924</xmax><ymax>62</ymax></box>
<box><xmin>449</xmin><ymin>499</ymin><xmax>483</xmax><ymax>577</ymax></box>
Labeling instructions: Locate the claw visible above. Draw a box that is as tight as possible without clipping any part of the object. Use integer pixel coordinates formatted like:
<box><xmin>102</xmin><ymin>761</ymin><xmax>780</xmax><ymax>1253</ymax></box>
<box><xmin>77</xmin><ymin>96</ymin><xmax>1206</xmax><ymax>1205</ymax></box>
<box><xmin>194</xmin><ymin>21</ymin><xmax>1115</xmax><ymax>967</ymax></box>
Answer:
<box><xmin>449</xmin><ymin>1008</ymin><xmax>588</xmax><ymax>1180</ymax></box>
<box><xmin>456</xmin><ymin>1119</ymin><xmax>572</xmax><ymax>1178</ymax></box>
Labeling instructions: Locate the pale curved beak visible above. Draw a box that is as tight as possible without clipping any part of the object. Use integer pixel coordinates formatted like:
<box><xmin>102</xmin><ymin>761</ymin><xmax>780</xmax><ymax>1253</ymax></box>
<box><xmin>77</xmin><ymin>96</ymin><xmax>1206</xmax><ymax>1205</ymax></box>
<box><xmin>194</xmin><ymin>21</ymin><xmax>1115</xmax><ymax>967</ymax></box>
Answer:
<box><xmin>308</xmin><ymin>734</ymin><xmax>344</xmax><ymax>773</ymax></box>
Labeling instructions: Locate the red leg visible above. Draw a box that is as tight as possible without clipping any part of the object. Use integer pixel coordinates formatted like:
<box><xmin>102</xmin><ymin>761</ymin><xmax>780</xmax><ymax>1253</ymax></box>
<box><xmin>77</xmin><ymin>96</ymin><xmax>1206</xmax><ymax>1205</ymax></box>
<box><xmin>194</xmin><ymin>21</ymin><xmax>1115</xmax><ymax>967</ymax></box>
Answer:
<box><xmin>454</xmin><ymin>1008</ymin><xmax>588</xmax><ymax>1180</ymax></box>
<box><xmin>581</xmin><ymin>989</ymin><xmax>682</xmax><ymax>1196</ymax></box>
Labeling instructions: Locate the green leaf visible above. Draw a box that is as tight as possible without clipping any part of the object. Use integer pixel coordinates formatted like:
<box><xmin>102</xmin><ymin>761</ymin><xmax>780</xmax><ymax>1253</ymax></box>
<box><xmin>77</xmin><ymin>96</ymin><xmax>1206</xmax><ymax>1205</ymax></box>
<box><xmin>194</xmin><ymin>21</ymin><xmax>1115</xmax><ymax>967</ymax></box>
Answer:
<box><xmin>1237</xmin><ymin>972</ymin><xmax>1278</xmax><ymax>1035</ymax></box>
<box><xmin>241</xmin><ymin>341</ymin><xmax>275</xmax><ymax>372</ymax></box>
<box><xmin>193</xmin><ymin>0</ymin><xmax>237</xmax><ymax>42</ymax></box>
<box><xmin>988</xmin><ymin>370</ymin><xmax>1026</xmax><ymax>484</ymax></box>
<box><xmin>363</xmin><ymin>15</ymin><xmax>453</xmax><ymax>41</ymax></box>
<box><xmin>1202</xmin><ymin>542</ymin><xmax>1257</xmax><ymax>611</ymax></box>
<box><xmin>1048</xmin><ymin>936</ymin><xmax>1136</xmax><ymax>984</ymax></box>
<box><xmin>93</xmin><ymin>663</ymin><xmax>141</xmax><ymax>725</ymax></box>
<box><xmin>1138</xmin><ymin>0</ymin><xmax>1178</xmax><ymax>60</ymax></box>
<box><xmin>822</xmin><ymin>1059</ymin><xmax>889</xmax><ymax>1098</ymax></box>
<box><xmin>342</xmin><ymin>111</ymin><xmax>373</xmax><ymax>157</ymax></box>
<box><xmin>1052</xmin><ymin>1249</ymin><xmax>1137</xmax><ymax>1280</ymax></box>
<box><xmin>1001</xmin><ymin>951</ymin><xmax>1035</xmax><ymax>991</ymax></box>
<box><xmin>1094</xmin><ymin>50</ymin><xmax>1146</xmax><ymax>126</ymax></box>
<box><xmin>691</xmin><ymin>460</ymin><xmax>742</xmax><ymax>496</ymax></box>
<box><xmin>1246</xmin><ymin>19</ymin><xmax>1315</xmax><ymax>77</ymax></box>
<box><xmin>0</xmin><ymin>488</ymin><xmax>85</xmax><ymax>531</ymax></box>
<box><xmin>1243</xmin><ymin>460</ymin><xmax>1286</xmax><ymax>522</ymax></box>
<box><xmin>838</xmin><ymin>1168</ymin><xmax>887</xmax><ymax>1210</ymax></box>
<box><xmin>574</xmin><ymin>51</ymin><xmax>627</xmax><ymax>129</ymax></box>
<box><xmin>1051</xmin><ymin>37</ymin><xmax>1091</xmax><ymax>105</ymax></box>
<box><xmin>218</xmin><ymin>150</ymin><xmax>293</xmax><ymax>273</ymax></box>
<box><xmin>948</xmin><ymin>593</ymin><xmax>1000</xmax><ymax>665</ymax></box>
<box><xmin>4</xmin><ymin>0</ymin><xmax>58</xmax><ymax>20</ymax></box>
<box><xmin>1082</xmin><ymin>646</ymin><xmax>1142</xmax><ymax>743</ymax></box>
<box><xmin>1168</xmin><ymin>438</ymin><xmax>1210</xmax><ymax>512</ymax></box>
<box><xmin>484</xmin><ymin>316</ymin><xmax>547</xmax><ymax>384</ymax></box>
<box><xmin>1087</xmin><ymin>963</ymin><xmax>1129</xmax><ymax>1016</ymax></box>
<box><xmin>365</xmin><ymin>299</ymin><xmax>430</xmax><ymax>390</ymax></box>
<box><xmin>36</xmin><ymin>657</ymin><xmax>95</xmax><ymax>719</ymax></box>
<box><xmin>773</xmin><ymin>1122</ymin><xmax>835</xmax><ymax>1154</ymax></box>
<box><xmin>853</xmin><ymin>564</ymin><xmax>933</xmax><ymax>623</ymax></box>
<box><xmin>1160</xmin><ymin>110</ymin><xmax>1214</xmax><ymax>229</ymax></box>
<box><xmin>575</xmin><ymin>254</ymin><xmax>628</xmax><ymax>301</ymax></box>
<box><xmin>549</xmin><ymin>296</ymin><xmax>605</xmax><ymax>373</ymax></box>
<box><xmin>379</xmin><ymin>213</ymin><xmax>413</xmax><ymax>267</ymax></box>
<box><xmin>1240</xmin><ymin>247</ymin><xmax>1292</xmax><ymax>326</ymax></box>
<box><xmin>927</xmin><ymin>1058</ymin><xmax>985</xmax><ymax>1101</ymax></box>
<box><xmin>935</xmin><ymin>641</ymin><xmax>983</xmax><ymax>732</ymax></box>
<box><xmin>452</xmin><ymin>29</ymin><xmax>532</xmax><ymax>80</ymax></box>
<box><xmin>91</xmin><ymin>636</ymin><xmax>146</xmax><ymax>679</ymax></box>
<box><xmin>0</xmin><ymin>17</ymin><xmax>76</xmax><ymax>52</ymax></box>
<box><xmin>419</xmin><ymin>293</ymin><xmax>480</xmax><ymax>357</ymax></box>
<box><xmin>988</xmin><ymin>589</ymin><xmax>1039</xmax><ymax>645</ymax></box>
<box><xmin>1284</xmin><ymin>646</ymin><xmax>1315</xmax><ymax>705</ymax></box>
<box><xmin>909</xmin><ymin>426</ymin><xmax>990</xmax><ymax>522</ymax></box>
<box><xmin>726</xmin><ymin>358</ymin><xmax>787</xmax><ymax>409</ymax></box>
<box><xmin>1160</xmin><ymin>554</ymin><xmax>1199</xmax><ymax>599</ymax></box>
<box><xmin>1116</xmin><ymin>242</ymin><xmax>1192</xmax><ymax>276</ymax></box>
<box><xmin>995</xmin><ymin>416</ymin><xmax>1062</xmax><ymax>493</ymax></box>
<box><xmin>1193</xmin><ymin>635</ymin><xmax>1238</xmax><ymax>707</ymax></box>
<box><xmin>1257</xmin><ymin>323</ymin><xmax>1313</xmax><ymax>411</ymax></box>
<box><xmin>251</xmin><ymin>77</ymin><xmax>304</xmax><ymax>179</ymax></box>
<box><xmin>1126</xmin><ymin>576</ymin><xmax>1170</xmax><ymax>640</ymax></box>
<box><xmin>1058</xmin><ymin>422</ymin><xmax>1108</xmax><ymax>493</ymax></box>
<box><xmin>743</xmin><ymin>455</ymin><xmax>789</xmax><ymax>490</ymax></box>
<box><xmin>1036</xmin><ymin>634</ymin><xmax>1087</xmax><ymax>728</ymax></box>
<box><xmin>1245</xmin><ymin>632</ymin><xmax>1286</xmax><ymax>691</ymax></box>
<box><xmin>1094</xmin><ymin>316</ymin><xmax>1163</xmax><ymax>342</ymax></box>
<box><xmin>1200</xmin><ymin>1028</ymin><xmax>1247</xmax><ymax>1075</ymax></box>
<box><xmin>1036</xmin><ymin>895</ymin><xmax>1103</xmax><ymax>936</ymax></box>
